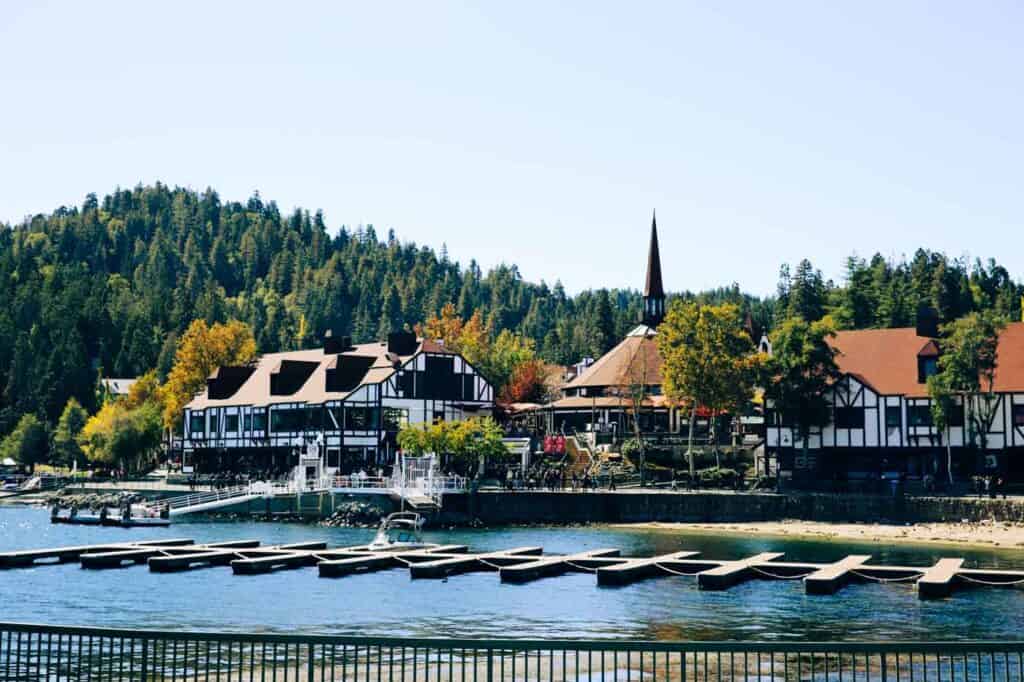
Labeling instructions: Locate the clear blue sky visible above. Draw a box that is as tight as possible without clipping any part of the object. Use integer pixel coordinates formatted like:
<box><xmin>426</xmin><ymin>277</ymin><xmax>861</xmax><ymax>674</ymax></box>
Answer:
<box><xmin>2</xmin><ymin>2</ymin><xmax>1021</xmax><ymax>296</ymax></box>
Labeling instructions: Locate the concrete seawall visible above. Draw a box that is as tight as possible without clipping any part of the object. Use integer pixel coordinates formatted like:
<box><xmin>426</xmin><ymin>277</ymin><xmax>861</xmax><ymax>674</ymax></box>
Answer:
<box><xmin>435</xmin><ymin>491</ymin><xmax>1024</xmax><ymax>526</ymax></box>
<box><xmin>67</xmin><ymin>488</ymin><xmax>1024</xmax><ymax>526</ymax></box>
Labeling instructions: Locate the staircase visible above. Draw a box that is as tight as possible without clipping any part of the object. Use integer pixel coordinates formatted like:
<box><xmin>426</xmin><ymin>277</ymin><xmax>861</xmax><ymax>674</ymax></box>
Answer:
<box><xmin>564</xmin><ymin>435</ymin><xmax>595</xmax><ymax>476</ymax></box>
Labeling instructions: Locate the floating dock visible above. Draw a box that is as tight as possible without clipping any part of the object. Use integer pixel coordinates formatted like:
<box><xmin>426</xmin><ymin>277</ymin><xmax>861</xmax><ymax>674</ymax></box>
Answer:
<box><xmin>2</xmin><ymin>539</ymin><xmax>1023</xmax><ymax>600</ymax></box>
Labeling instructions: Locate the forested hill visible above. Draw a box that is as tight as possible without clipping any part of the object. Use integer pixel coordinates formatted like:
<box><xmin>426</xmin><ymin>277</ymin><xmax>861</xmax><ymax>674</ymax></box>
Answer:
<box><xmin>0</xmin><ymin>183</ymin><xmax>1020</xmax><ymax>437</ymax></box>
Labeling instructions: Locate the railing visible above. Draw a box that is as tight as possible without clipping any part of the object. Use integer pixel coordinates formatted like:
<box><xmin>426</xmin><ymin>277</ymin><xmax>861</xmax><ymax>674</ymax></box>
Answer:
<box><xmin>2</xmin><ymin>623</ymin><xmax>1024</xmax><ymax>681</ymax></box>
<box><xmin>163</xmin><ymin>485</ymin><xmax>253</xmax><ymax>511</ymax></box>
<box><xmin>330</xmin><ymin>475</ymin><xmax>391</xmax><ymax>490</ymax></box>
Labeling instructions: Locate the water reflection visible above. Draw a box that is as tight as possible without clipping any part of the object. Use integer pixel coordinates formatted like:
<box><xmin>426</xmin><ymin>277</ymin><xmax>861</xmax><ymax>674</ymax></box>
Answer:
<box><xmin>1</xmin><ymin>507</ymin><xmax>1022</xmax><ymax>640</ymax></box>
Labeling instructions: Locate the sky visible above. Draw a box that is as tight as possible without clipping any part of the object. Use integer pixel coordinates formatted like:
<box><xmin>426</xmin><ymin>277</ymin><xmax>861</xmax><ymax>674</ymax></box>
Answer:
<box><xmin>1</xmin><ymin>2</ymin><xmax>1021</xmax><ymax>297</ymax></box>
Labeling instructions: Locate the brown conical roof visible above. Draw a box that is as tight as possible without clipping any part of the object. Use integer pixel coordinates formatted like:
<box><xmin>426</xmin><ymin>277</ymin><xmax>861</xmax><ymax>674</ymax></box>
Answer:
<box><xmin>644</xmin><ymin>210</ymin><xmax>664</xmax><ymax>298</ymax></box>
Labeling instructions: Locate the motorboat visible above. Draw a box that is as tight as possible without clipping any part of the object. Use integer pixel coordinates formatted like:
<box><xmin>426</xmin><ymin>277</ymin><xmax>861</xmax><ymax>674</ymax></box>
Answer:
<box><xmin>367</xmin><ymin>512</ymin><xmax>430</xmax><ymax>551</ymax></box>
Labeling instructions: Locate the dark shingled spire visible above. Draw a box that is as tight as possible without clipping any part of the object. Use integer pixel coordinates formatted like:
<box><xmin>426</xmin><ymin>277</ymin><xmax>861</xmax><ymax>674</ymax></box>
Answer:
<box><xmin>643</xmin><ymin>210</ymin><xmax>664</xmax><ymax>298</ymax></box>
<box><xmin>642</xmin><ymin>210</ymin><xmax>666</xmax><ymax>327</ymax></box>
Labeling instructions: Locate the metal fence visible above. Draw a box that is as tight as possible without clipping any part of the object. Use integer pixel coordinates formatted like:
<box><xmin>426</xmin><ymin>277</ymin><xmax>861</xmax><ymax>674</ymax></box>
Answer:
<box><xmin>2</xmin><ymin>622</ymin><xmax>1024</xmax><ymax>681</ymax></box>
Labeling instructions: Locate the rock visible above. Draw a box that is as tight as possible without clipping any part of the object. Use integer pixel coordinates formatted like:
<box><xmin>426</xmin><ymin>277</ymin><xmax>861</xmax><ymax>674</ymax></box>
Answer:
<box><xmin>320</xmin><ymin>501</ymin><xmax>388</xmax><ymax>528</ymax></box>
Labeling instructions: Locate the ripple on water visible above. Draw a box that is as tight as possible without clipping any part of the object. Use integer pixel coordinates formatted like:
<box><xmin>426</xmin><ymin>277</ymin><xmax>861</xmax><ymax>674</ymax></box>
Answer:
<box><xmin>2</xmin><ymin>507</ymin><xmax>1024</xmax><ymax>640</ymax></box>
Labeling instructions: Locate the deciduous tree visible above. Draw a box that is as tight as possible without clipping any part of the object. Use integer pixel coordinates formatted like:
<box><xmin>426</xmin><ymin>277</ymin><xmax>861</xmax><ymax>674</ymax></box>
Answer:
<box><xmin>160</xmin><ymin>320</ymin><xmax>256</xmax><ymax>429</ymax></box>
<box><xmin>658</xmin><ymin>302</ymin><xmax>762</xmax><ymax>476</ymax></box>
<box><xmin>762</xmin><ymin>315</ymin><xmax>841</xmax><ymax>475</ymax></box>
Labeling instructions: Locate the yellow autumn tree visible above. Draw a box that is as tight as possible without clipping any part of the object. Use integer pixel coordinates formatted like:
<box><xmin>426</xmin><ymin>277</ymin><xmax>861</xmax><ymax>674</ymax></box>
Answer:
<box><xmin>417</xmin><ymin>303</ymin><xmax>491</xmax><ymax>369</ymax></box>
<box><xmin>160</xmin><ymin>319</ymin><xmax>257</xmax><ymax>429</ymax></box>
<box><xmin>417</xmin><ymin>303</ymin><xmax>537</xmax><ymax>394</ymax></box>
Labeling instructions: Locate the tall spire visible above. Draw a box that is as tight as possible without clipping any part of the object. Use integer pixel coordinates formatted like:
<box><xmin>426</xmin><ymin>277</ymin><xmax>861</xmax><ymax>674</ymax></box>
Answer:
<box><xmin>642</xmin><ymin>210</ymin><xmax>666</xmax><ymax>327</ymax></box>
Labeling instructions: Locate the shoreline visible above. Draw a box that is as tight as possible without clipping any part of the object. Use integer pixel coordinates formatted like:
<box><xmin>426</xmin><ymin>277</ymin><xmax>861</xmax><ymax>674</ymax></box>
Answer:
<box><xmin>615</xmin><ymin>520</ymin><xmax>1024</xmax><ymax>550</ymax></box>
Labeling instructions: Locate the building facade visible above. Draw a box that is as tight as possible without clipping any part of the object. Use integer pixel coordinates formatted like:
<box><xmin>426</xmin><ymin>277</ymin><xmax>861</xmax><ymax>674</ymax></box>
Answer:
<box><xmin>181</xmin><ymin>331</ymin><xmax>495</xmax><ymax>474</ymax></box>
<box><xmin>766</xmin><ymin>323</ymin><xmax>1024</xmax><ymax>484</ymax></box>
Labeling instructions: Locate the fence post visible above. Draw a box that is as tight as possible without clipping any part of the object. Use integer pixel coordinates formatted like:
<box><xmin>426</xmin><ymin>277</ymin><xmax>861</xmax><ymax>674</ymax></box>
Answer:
<box><xmin>308</xmin><ymin>641</ymin><xmax>316</xmax><ymax>682</ymax></box>
<box><xmin>487</xmin><ymin>647</ymin><xmax>494</xmax><ymax>682</ymax></box>
<box><xmin>140</xmin><ymin>637</ymin><xmax>149</xmax><ymax>681</ymax></box>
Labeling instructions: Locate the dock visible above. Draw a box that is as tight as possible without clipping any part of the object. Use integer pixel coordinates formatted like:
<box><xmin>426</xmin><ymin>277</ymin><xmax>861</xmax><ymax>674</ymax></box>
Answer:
<box><xmin>916</xmin><ymin>559</ymin><xmax>965</xmax><ymax>599</ymax></box>
<box><xmin>804</xmin><ymin>555</ymin><xmax>872</xmax><ymax>595</ymax></box>
<box><xmin>697</xmin><ymin>552</ymin><xmax>786</xmax><ymax>590</ymax></box>
<box><xmin>2</xmin><ymin>539</ymin><xmax>1021</xmax><ymax>600</ymax></box>
<box><xmin>499</xmin><ymin>548</ymin><xmax>621</xmax><ymax>583</ymax></box>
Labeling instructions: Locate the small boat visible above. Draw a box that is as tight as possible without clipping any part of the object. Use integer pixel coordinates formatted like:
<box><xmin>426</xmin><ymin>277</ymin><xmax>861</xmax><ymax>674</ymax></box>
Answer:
<box><xmin>51</xmin><ymin>503</ymin><xmax>171</xmax><ymax>528</ymax></box>
<box><xmin>51</xmin><ymin>506</ymin><xmax>113</xmax><ymax>526</ymax></box>
<box><xmin>367</xmin><ymin>512</ymin><xmax>430</xmax><ymax>551</ymax></box>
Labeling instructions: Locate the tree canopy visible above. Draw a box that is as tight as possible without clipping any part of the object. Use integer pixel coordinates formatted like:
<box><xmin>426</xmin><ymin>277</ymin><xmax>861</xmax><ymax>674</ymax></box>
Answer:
<box><xmin>658</xmin><ymin>301</ymin><xmax>762</xmax><ymax>471</ymax></box>
<box><xmin>159</xmin><ymin>320</ymin><xmax>257</xmax><ymax>429</ymax></box>
<box><xmin>762</xmin><ymin>316</ymin><xmax>841</xmax><ymax>459</ymax></box>
<box><xmin>0</xmin><ymin>183</ymin><xmax>1020</xmax><ymax>445</ymax></box>
<box><xmin>0</xmin><ymin>413</ymin><xmax>49</xmax><ymax>472</ymax></box>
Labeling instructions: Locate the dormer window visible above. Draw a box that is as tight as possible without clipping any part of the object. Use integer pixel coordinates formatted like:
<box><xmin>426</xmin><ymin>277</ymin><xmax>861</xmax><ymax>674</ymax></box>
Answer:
<box><xmin>917</xmin><ymin>356</ymin><xmax>938</xmax><ymax>383</ymax></box>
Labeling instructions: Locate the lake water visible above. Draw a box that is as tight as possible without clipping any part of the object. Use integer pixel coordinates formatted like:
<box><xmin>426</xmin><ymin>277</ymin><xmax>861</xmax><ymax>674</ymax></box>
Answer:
<box><xmin>1</xmin><ymin>507</ymin><xmax>1023</xmax><ymax>641</ymax></box>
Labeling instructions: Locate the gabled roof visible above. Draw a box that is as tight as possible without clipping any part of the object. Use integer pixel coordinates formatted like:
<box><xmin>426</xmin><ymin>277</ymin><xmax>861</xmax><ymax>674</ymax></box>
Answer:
<box><xmin>563</xmin><ymin>326</ymin><xmax>663</xmax><ymax>391</ymax></box>
<box><xmin>830</xmin><ymin>322</ymin><xmax>1024</xmax><ymax>398</ymax></box>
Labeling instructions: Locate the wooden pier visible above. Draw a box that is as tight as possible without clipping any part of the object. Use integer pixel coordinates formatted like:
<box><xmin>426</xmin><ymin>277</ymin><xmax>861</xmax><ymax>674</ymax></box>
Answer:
<box><xmin>2</xmin><ymin>539</ymin><xmax>1023</xmax><ymax>600</ymax></box>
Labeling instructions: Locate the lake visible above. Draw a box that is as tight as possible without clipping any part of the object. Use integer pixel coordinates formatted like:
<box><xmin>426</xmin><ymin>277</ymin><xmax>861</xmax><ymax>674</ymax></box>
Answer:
<box><xmin>1</xmin><ymin>507</ymin><xmax>1023</xmax><ymax>641</ymax></box>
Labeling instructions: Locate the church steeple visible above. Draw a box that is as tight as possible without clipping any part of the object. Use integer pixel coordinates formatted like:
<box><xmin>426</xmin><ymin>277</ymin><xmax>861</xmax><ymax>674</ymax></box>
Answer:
<box><xmin>642</xmin><ymin>210</ymin><xmax>665</xmax><ymax>327</ymax></box>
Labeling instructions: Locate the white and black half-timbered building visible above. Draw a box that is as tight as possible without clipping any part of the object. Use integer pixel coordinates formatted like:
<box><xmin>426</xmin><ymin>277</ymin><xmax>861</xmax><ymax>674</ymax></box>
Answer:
<box><xmin>181</xmin><ymin>331</ymin><xmax>495</xmax><ymax>474</ymax></box>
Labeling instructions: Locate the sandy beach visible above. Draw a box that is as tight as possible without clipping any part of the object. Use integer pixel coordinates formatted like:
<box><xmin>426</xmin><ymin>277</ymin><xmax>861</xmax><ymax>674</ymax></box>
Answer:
<box><xmin>618</xmin><ymin>519</ymin><xmax>1024</xmax><ymax>550</ymax></box>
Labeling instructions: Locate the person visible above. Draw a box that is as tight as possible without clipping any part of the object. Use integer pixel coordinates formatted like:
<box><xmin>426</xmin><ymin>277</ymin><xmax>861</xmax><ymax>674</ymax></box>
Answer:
<box><xmin>609</xmin><ymin>473</ymin><xmax>617</xmax><ymax>491</ymax></box>
<box><xmin>997</xmin><ymin>476</ymin><xmax>1007</xmax><ymax>500</ymax></box>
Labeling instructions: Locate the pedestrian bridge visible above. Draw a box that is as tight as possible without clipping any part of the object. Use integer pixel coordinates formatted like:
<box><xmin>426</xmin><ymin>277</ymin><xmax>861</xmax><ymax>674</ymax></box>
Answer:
<box><xmin>158</xmin><ymin>472</ymin><xmax>468</xmax><ymax>517</ymax></box>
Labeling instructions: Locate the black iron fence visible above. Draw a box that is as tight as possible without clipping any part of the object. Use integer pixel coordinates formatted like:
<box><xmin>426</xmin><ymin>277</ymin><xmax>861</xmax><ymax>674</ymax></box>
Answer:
<box><xmin>3</xmin><ymin>622</ymin><xmax>1024</xmax><ymax>681</ymax></box>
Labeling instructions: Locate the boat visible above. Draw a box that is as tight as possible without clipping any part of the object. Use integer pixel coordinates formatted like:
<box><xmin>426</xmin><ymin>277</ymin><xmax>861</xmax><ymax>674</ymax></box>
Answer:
<box><xmin>367</xmin><ymin>512</ymin><xmax>430</xmax><ymax>551</ymax></box>
<box><xmin>50</xmin><ymin>503</ymin><xmax>170</xmax><ymax>528</ymax></box>
<box><xmin>51</xmin><ymin>505</ymin><xmax>113</xmax><ymax>526</ymax></box>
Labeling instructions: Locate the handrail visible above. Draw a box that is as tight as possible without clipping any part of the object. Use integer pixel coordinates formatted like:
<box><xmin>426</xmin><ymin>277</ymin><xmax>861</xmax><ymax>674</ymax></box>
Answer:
<box><xmin>4</xmin><ymin>621</ymin><xmax>1023</xmax><ymax>682</ymax></box>
<box><xmin>4</xmin><ymin>621</ymin><xmax>1024</xmax><ymax>658</ymax></box>
<box><xmin>1</xmin><ymin>622</ymin><xmax>1022</xmax><ymax>652</ymax></box>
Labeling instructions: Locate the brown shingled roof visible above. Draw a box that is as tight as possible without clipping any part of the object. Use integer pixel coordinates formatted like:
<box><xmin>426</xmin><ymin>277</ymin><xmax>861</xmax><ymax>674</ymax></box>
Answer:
<box><xmin>830</xmin><ymin>322</ymin><xmax>1024</xmax><ymax>398</ymax></box>
<box><xmin>563</xmin><ymin>326</ymin><xmax>664</xmax><ymax>391</ymax></box>
<box><xmin>185</xmin><ymin>339</ymin><xmax>421</xmax><ymax>410</ymax></box>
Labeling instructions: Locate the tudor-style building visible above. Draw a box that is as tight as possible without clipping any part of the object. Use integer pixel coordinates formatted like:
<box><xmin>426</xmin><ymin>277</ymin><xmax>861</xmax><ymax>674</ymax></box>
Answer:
<box><xmin>765</xmin><ymin>320</ymin><xmax>1024</xmax><ymax>484</ymax></box>
<box><xmin>181</xmin><ymin>331</ymin><xmax>495</xmax><ymax>474</ymax></box>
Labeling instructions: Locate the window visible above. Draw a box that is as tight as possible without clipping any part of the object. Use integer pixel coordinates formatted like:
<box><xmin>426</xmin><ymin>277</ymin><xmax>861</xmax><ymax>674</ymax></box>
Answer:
<box><xmin>252</xmin><ymin>410</ymin><xmax>267</xmax><ymax>432</ymax></box>
<box><xmin>948</xmin><ymin>402</ymin><xmax>965</xmax><ymax>428</ymax></box>
<box><xmin>345</xmin><ymin>406</ymin><xmax>379</xmax><ymax>431</ymax></box>
<box><xmin>243</xmin><ymin>413</ymin><xmax>252</xmax><ymax>432</ymax></box>
<box><xmin>834</xmin><ymin>406</ymin><xmax>865</xmax><ymax>429</ymax></box>
<box><xmin>908</xmin><ymin>405</ymin><xmax>933</xmax><ymax>427</ymax></box>
<box><xmin>208</xmin><ymin>413</ymin><xmax>218</xmax><ymax>434</ymax></box>
<box><xmin>885</xmin><ymin>406</ymin><xmax>901</xmax><ymax>429</ymax></box>
<box><xmin>271</xmin><ymin>409</ymin><xmax>304</xmax><ymax>432</ymax></box>
<box><xmin>1013</xmin><ymin>404</ymin><xmax>1024</xmax><ymax>427</ymax></box>
<box><xmin>189</xmin><ymin>413</ymin><xmax>205</xmax><ymax>436</ymax></box>
<box><xmin>383</xmin><ymin>408</ymin><xmax>409</xmax><ymax>432</ymax></box>
<box><xmin>225</xmin><ymin>414</ymin><xmax>239</xmax><ymax>434</ymax></box>
<box><xmin>917</xmin><ymin>357</ymin><xmax>938</xmax><ymax>383</ymax></box>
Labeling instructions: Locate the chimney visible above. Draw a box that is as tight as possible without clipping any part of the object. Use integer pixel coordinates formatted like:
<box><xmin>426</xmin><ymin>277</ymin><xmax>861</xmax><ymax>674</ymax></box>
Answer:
<box><xmin>916</xmin><ymin>306</ymin><xmax>940</xmax><ymax>338</ymax></box>
<box><xmin>387</xmin><ymin>330</ymin><xmax>418</xmax><ymax>356</ymax></box>
<box><xmin>324</xmin><ymin>331</ymin><xmax>353</xmax><ymax>354</ymax></box>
